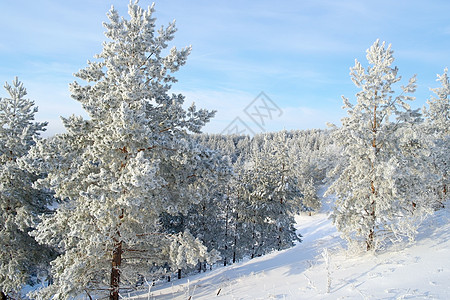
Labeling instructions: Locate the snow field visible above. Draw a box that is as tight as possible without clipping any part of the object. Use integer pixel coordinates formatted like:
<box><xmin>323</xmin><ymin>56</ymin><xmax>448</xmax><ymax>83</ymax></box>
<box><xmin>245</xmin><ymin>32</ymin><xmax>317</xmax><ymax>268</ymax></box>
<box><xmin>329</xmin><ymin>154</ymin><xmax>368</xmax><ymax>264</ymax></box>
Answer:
<box><xmin>127</xmin><ymin>198</ymin><xmax>450</xmax><ymax>300</ymax></box>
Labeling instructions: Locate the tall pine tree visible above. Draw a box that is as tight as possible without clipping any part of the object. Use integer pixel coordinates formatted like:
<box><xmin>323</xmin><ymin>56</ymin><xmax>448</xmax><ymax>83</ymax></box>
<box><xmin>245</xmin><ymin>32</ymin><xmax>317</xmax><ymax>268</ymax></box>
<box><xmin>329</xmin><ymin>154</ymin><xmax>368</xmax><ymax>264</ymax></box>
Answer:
<box><xmin>23</xmin><ymin>3</ymin><xmax>220</xmax><ymax>299</ymax></box>
<box><xmin>327</xmin><ymin>40</ymin><xmax>431</xmax><ymax>251</ymax></box>
<box><xmin>423</xmin><ymin>68</ymin><xmax>449</xmax><ymax>207</ymax></box>
<box><xmin>237</xmin><ymin>132</ymin><xmax>302</xmax><ymax>258</ymax></box>
<box><xmin>0</xmin><ymin>78</ymin><xmax>52</xmax><ymax>298</ymax></box>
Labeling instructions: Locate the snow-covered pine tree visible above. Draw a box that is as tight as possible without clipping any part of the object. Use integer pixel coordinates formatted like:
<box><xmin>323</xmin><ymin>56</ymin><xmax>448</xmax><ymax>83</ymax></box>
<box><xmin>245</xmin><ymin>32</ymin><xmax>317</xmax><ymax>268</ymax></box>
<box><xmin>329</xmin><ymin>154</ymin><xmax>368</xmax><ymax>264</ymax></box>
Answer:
<box><xmin>239</xmin><ymin>132</ymin><xmax>302</xmax><ymax>257</ymax></box>
<box><xmin>423</xmin><ymin>68</ymin><xmax>449</xmax><ymax>207</ymax></box>
<box><xmin>22</xmin><ymin>3</ymin><xmax>221</xmax><ymax>299</ymax></box>
<box><xmin>161</xmin><ymin>144</ymin><xmax>232</xmax><ymax>272</ymax></box>
<box><xmin>191</xmin><ymin>133</ymin><xmax>250</xmax><ymax>265</ymax></box>
<box><xmin>287</xmin><ymin>132</ymin><xmax>321</xmax><ymax>213</ymax></box>
<box><xmin>226</xmin><ymin>161</ymin><xmax>250</xmax><ymax>264</ymax></box>
<box><xmin>326</xmin><ymin>40</ymin><xmax>431</xmax><ymax>251</ymax></box>
<box><xmin>169</xmin><ymin>229</ymin><xmax>220</xmax><ymax>279</ymax></box>
<box><xmin>266</xmin><ymin>132</ymin><xmax>303</xmax><ymax>251</ymax></box>
<box><xmin>0</xmin><ymin>78</ymin><xmax>53</xmax><ymax>298</ymax></box>
<box><xmin>183</xmin><ymin>176</ymin><xmax>230</xmax><ymax>269</ymax></box>
<box><xmin>300</xmin><ymin>177</ymin><xmax>320</xmax><ymax>214</ymax></box>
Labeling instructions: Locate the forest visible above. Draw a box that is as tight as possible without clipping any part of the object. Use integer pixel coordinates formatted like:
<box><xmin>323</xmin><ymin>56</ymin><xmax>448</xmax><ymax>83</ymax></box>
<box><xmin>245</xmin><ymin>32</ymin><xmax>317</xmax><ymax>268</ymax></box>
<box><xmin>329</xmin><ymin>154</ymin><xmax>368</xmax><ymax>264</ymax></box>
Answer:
<box><xmin>0</xmin><ymin>2</ymin><xmax>448</xmax><ymax>300</ymax></box>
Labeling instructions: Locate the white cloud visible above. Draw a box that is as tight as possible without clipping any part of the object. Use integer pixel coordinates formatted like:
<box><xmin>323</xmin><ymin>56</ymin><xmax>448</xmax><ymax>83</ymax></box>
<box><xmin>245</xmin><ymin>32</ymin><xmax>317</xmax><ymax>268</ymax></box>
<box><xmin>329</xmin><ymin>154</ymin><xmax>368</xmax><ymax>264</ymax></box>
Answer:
<box><xmin>179</xmin><ymin>88</ymin><xmax>345</xmax><ymax>134</ymax></box>
<box><xmin>1</xmin><ymin>0</ymin><xmax>449</xmax><ymax>138</ymax></box>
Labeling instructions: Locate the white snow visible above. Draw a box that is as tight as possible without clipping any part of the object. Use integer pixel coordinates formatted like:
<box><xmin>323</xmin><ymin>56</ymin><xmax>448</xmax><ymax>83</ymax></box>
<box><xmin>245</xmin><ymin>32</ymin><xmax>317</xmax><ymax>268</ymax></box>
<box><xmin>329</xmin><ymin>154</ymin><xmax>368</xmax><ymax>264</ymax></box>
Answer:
<box><xmin>126</xmin><ymin>191</ymin><xmax>450</xmax><ymax>300</ymax></box>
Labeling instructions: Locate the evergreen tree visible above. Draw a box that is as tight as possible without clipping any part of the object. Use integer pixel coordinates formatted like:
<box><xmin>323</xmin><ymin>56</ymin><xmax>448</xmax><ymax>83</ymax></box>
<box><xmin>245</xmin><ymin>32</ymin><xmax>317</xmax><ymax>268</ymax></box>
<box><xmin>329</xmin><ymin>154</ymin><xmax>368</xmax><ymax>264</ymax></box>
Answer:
<box><xmin>23</xmin><ymin>3</ymin><xmax>220</xmax><ymax>299</ymax></box>
<box><xmin>287</xmin><ymin>133</ymin><xmax>321</xmax><ymax>213</ymax></box>
<box><xmin>226</xmin><ymin>162</ymin><xmax>250</xmax><ymax>263</ymax></box>
<box><xmin>425</xmin><ymin>69</ymin><xmax>450</xmax><ymax>135</ymax></box>
<box><xmin>169</xmin><ymin>229</ymin><xmax>220</xmax><ymax>279</ymax></box>
<box><xmin>423</xmin><ymin>68</ymin><xmax>450</xmax><ymax>207</ymax></box>
<box><xmin>183</xmin><ymin>182</ymin><xmax>229</xmax><ymax>268</ymax></box>
<box><xmin>238</xmin><ymin>132</ymin><xmax>302</xmax><ymax>258</ymax></box>
<box><xmin>300</xmin><ymin>177</ymin><xmax>320</xmax><ymax>214</ymax></box>
<box><xmin>162</xmin><ymin>145</ymin><xmax>232</xmax><ymax>271</ymax></box>
<box><xmin>0</xmin><ymin>78</ymin><xmax>52</xmax><ymax>298</ymax></box>
<box><xmin>326</xmin><ymin>40</ymin><xmax>431</xmax><ymax>251</ymax></box>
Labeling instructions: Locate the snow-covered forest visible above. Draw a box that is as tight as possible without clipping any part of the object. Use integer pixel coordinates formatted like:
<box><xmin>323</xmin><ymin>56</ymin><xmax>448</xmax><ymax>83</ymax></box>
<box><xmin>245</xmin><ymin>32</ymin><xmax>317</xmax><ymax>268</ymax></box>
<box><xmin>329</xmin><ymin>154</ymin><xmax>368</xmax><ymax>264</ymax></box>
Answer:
<box><xmin>0</xmin><ymin>2</ymin><xmax>448</xmax><ymax>300</ymax></box>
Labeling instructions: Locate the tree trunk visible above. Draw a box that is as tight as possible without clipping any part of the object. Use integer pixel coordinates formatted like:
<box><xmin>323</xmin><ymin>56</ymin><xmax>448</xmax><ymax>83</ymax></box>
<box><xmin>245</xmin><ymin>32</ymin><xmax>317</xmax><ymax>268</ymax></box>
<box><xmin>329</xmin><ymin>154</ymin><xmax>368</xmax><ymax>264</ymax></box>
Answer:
<box><xmin>1</xmin><ymin>291</ymin><xmax>7</xmax><ymax>300</ymax></box>
<box><xmin>224</xmin><ymin>194</ymin><xmax>229</xmax><ymax>267</ymax></box>
<box><xmin>109</xmin><ymin>241</ymin><xmax>122</xmax><ymax>300</ymax></box>
<box><xmin>177</xmin><ymin>269</ymin><xmax>182</xmax><ymax>280</ymax></box>
<box><xmin>277</xmin><ymin>226</ymin><xmax>283</xmax><ymax>251</ymax></box>
<box><xmin>367</xmin><ymin>227</ymin><xmax>374</xmax><ymax>251</ymax></box>
<box><xmin>367</xmin><ymin>184</ymin><xmax>376</xmax><ymax>251</ymax></box>
<box><xmin>251</xmin><ymin>230</ymin><xmax>256</xmax><ymax>259</ymax></box>
<box><xmin>366</xmin><ymin>101</ymin><xmax>378</xmax><ymax>251</ymax></box>
<box><xmin>278</xmin><ymin>163</ymin><xmax>284</xmax><ymax>251</ymax></box>
<box><xmin>251</xmin><ymin>214</ymin><xmax>256</xmax><ymax>259</ymax></box>
<box><xmin>366</xmin><ymin>200</ymin><xmax>376</xmax><ymax>251</ymax></box>
<box><xmin>232</xmin><ymin>221</ymin><xmax>237</xmax><ymax>262</ymax></box>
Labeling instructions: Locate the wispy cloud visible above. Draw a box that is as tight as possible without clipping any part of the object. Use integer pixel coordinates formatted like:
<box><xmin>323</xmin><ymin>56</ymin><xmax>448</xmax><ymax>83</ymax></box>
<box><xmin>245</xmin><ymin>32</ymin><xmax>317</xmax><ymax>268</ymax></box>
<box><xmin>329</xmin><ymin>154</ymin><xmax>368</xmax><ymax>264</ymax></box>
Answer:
<box><xmin>1</xmin><ymin>0</ymin><xmax>449</xmax><ymax>136</ymax></box>
<box><xmin>178</xmin><ymin>88</ymin><xmax>345</xmax><ymax>134</ymax></box>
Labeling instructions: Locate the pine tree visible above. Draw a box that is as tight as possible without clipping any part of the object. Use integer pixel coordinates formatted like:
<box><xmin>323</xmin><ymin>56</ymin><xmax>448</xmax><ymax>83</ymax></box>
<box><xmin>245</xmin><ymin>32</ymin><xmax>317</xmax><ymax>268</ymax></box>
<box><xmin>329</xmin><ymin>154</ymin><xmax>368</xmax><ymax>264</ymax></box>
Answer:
<box><xmin>191</xmin><ymin>133</ymin><xmax>249</xmax><ymax>265</ymax></box>
<box><xmin>161</xmin><ymin>145</ymin><xmax>232</xmax><ymax>271</ymax></box>
<box><xmin>227</xmin><ymin>162</ymin><xmax>250</xmax><ymax>263</ymax></box>
<box><xmin>300</xmin><ymin>177</ymin><xmax>320</xmax><ymax>214</ymax></box>
<box><xmin>238</xmin><ymin>132</ymin><xmax>302</xmax><ymax>258</ymax></box>
<box><xmin>326</xmin><ymin>40</ymin><xmax>431</xmax><ymax>251</ymax></box>
<box><xmin>183</xmin><ymin>179</ymin><xmax>229</xmax><ymax>269</ymax></box>
<box><xmin>425</xmin><ymin>69</ymin><xmax>450</xmax><ymax>135</ymax></box>
<box><xmin>0</xmin><ymin>78</ymin><xmax>52</xmax><ymax>298</ymax></box>
<box><xmin>423</xmin><ymin>68</ymin><xmax>449</xmax><ymax>207</ymax></box>
<box><xmin>287</xmin><ymin>132</ymin><xmax>321</xmax><ymax>213</ymax></box>
<box><xmin>23</xmin><ymin>3</ymin><xmax>220</xmax><ymax>299</ymax></box>
<box><xmin>169</xmin><ymin>229</ymin><xmax>220</xmax><ymax>278</ymax></box>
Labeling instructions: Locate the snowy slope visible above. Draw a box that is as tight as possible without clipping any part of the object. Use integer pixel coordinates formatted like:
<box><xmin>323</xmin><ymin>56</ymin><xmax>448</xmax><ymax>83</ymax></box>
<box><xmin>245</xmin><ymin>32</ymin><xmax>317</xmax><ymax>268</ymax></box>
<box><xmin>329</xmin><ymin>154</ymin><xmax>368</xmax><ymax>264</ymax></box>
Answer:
<box><xmin>128</xmin><ymin>196</ymin><xmax>450</xmax><ymax>300</ymax></box>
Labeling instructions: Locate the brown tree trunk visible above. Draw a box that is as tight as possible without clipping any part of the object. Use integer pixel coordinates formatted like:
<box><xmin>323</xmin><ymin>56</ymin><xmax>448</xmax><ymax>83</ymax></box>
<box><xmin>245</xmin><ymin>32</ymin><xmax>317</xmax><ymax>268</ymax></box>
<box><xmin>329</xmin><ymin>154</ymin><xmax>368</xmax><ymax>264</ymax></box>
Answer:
<box><xmin>366</xmin><ymin>101</ymin><xmax>378</xmax><ymax>251</ymax></box>
<box><xmin>367</xmin><ymin>228</ymin><xmax>374</xmax><ymax>251</ymax></box>
<box><xmin>109</xmin><ymin>241</ymin><xmax>123</xmax><ymax>300</ymax></box>
<box><xmin>277</xmin><ymin>162</ymin><xmax>285</xmax><ymax>251</ymax></box>
<box><xmin>1</xmin><ymin>291</ymin><xmax>7</xmax><ymax>300</ymax></box>
<box><xmin>224</xmin><ymin>192</ymin><xmax>229</xmax><ymax>267</ymax></box>
<box><xmin>367</xmin><ymin>181</ymin><xmax>376</xmax><ymax>251</ymax></box>
<box><xmin>367</xmin><ymin>200</ymin><xmax>375</xmax><ymax>251</ymax></box>
<box><xmin>233</xmin><ymin>221</ymin><xmax>237</xmax><ymax>263</ymax></box>
<box><xmin>251</xmin><ymin>224</ymin><xmax>256</xmax><ymax>259</ymax></box>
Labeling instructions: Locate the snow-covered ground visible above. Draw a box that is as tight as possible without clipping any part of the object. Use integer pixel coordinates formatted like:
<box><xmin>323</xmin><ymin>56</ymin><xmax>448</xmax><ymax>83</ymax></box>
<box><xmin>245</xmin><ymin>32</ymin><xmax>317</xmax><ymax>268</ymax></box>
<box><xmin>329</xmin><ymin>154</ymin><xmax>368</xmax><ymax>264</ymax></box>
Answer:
<box><xmin>127</xmin><ymin>193</ymin><xmax>450</xmax><ymax>300</ymax></box>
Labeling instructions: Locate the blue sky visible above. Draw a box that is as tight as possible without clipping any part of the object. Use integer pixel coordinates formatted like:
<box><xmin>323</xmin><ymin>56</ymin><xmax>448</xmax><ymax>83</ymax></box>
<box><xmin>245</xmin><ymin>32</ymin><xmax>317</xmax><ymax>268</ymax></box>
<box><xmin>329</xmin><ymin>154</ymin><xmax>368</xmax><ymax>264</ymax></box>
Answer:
<box><xmin>1</xmin><ymin>0</ymin><xmax>449</xmax><ymax>136</ymax></box>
